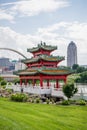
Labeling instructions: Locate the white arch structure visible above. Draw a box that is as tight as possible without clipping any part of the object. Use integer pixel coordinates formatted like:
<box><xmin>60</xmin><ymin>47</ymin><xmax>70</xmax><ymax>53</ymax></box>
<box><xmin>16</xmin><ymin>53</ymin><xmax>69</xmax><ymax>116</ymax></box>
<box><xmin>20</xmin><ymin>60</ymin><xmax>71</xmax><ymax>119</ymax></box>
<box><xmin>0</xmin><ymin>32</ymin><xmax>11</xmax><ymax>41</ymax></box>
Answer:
<box><xmin>0</xmin><ymin>48</ymin><xmax>27</xmax><ymax>59</ymax></box>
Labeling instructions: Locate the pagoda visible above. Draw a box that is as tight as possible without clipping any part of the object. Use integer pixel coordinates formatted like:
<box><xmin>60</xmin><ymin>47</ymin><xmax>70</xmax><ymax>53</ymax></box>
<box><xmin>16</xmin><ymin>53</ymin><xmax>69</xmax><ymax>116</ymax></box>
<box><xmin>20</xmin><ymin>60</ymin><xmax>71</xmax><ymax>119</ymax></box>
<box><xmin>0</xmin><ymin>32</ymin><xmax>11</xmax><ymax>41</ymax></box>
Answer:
<box><xmin>17</xmin><ymin>42</ymin><xmax>72</xmax><ymax>88</ymax></box>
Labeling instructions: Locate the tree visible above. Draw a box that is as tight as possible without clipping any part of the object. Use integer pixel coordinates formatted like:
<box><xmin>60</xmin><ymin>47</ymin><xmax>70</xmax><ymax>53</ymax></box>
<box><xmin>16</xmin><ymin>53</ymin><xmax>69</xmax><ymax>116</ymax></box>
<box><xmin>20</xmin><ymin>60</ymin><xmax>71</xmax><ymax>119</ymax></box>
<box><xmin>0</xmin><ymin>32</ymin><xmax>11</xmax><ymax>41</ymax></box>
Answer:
<box><xmin>80</xmin><ymin>72</ymin><xmax>87</xmax><ymax>83</ymax></box>
<box><xmin>0</xmin><ymin>80</ymin><xmax>7</xmax><ymax>86</ymax></box>
<box><xmin>0</xmin><ymin>77</ymin><xmax>4</xmax><ymax>82</ymax></box>
<box><xmin>75</xmin><ymin>71</ymin><xmax>87</xmax><ymax>83</ymax></box>
<box><xmin>63</xmin><ymin>83</ymin><xmax>78</xmax><ymax>100</ymax></box>
<box><xmin>72</xmin><ymin>64</ymin><xmax>79</xmax><ymax>70</ymax></box>
<box><xmin>76</xmin><ymin>66</ymin><xmax>85</xmax><ymax>73</ymax></box>
<box><xmin>0</xmin><ymin>76</ymin><xmax>7</xmax><ymax>87</ymax></box>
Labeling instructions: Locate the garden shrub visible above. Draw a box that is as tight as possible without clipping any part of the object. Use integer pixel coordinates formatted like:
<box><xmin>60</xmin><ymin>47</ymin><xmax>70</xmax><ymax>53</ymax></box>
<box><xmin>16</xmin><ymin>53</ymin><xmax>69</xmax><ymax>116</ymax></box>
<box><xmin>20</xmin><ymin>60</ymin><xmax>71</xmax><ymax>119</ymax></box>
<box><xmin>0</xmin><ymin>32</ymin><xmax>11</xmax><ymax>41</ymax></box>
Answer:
<box><xmin>10</xmin><ymin>93</ymin><xmax>28</xmax><ymax>102</ymax></box>
<box><xmin>46</xmin><ymin>99</ymin><xmax>50</xmax><ymax>104</ymax></box>
<box><xmin>2</xmin><ymin>86</ymin><xmax>6</xmax><ymax>89</ymax></box>
<box><xmin>36</xmin><ymin>98</ymin><xmax>40</xmax><ymax>103</ymax></box>
<box><xmin>62</xmin><ymin>100</ymin><xmax>70</xmax><ymax>105</ymax></box>
<box><xmin>31</xmin><ymin>98</ymin><xmax>35</xmax><ymax>103</ymax></box>
<box><xmin>75</xmin><ymin>100</ymin><xmax>86</xmax><ymax>105</ymax></box>
<box><xmin>6</xmin><ymin>89</ymin><xmax>13</xmax><ymax>94</ymax></box>
<box><xmin>50</xmin><ymin>98</ymin><xmax>55</xmax><ymax>104</ymax></box>
<box><xmin>1</xmin><ymin>80</ymin><xmax>7</xmax><ymax>86</ymax></box>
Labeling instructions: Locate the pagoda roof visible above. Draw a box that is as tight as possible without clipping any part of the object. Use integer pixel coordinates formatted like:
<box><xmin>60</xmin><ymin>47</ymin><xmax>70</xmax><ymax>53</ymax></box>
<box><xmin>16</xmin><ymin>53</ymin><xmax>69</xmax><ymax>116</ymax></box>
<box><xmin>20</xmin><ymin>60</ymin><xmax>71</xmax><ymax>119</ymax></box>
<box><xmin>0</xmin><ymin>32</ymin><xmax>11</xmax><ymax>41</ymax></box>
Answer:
<box><xmin>22</xmin><ymin>55</ymin><xmax>65</xmax><ymax>64</ymax></box>
<box><xmin>27</xmin><ymin>42</ymin><xmax>57</xmax><ymax>53</ymax></box>
<box><xmin>16</xmin><ymin>69</ymin><xmax>38</xmax><ymax>75</ymax></box>
<box><xmin>16</xmin><ymin>67</ymin><xmax>73</xmax><ymax>76</ymax></box>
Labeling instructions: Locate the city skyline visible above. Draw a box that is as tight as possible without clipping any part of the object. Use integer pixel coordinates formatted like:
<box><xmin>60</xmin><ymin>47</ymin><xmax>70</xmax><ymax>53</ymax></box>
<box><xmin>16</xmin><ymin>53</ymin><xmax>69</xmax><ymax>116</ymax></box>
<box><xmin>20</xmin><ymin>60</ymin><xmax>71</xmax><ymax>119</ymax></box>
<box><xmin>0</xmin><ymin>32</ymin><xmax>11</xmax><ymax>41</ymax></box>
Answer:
<box><xmin>0</xmin><ymin>0</ymin><xmax>87</xmax><ymax>65</ymax></box>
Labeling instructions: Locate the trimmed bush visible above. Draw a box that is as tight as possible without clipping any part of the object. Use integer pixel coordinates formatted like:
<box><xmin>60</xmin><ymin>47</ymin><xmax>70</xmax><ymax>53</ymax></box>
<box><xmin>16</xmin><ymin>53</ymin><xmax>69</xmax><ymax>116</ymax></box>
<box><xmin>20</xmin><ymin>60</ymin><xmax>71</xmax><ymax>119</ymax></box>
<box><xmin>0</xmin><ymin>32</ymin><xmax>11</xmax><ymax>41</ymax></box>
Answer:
<box><xmin>62</xmin><ymin>100</ymin><xmax>70</xmax><ymax>105</ymax></box>
<box><xmin>46</xmin><ymin>99</ymin><xmax>50</xmax><ymax>104</ymax></box>
<box><xmin>75</xmin><ymin>100</ymin><xmax>86</xmax><ymax>105</ymax></box>
<box><xmin>63</xmin><ymin>83</ymin><xmax>78</xmax><ymax>100</ymax></box>
<box><xmin>1</xmin><ymin>80</ymin><xmax>7</xmax><ymax>86</ymax></box>
<box><xmin>36</xmin><ymin>98</ymin><xmax>40</xmax><ymax>103</ymax></box>
<box><xmin>10</xmin><ymin>93</ymin><xmax>28</xmax><ymax>102</ymax></box>
<box><xmin>6</xmin><ymin>89</ymin><xmax>13</xmax><ymax>94</ymax></box>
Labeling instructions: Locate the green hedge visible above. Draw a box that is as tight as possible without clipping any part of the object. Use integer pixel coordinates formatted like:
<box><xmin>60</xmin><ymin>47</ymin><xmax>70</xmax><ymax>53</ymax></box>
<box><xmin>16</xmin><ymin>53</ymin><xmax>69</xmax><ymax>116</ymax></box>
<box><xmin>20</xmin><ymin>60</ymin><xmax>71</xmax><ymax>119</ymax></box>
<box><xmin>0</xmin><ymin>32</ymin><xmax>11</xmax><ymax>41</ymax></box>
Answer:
<box><xmin>10</xmin><ymin>93</ymin><xmax>28</xmax><ymax>102</ymax></box>
<box><xmin>75</xmin><ymin>100</ymin><xmax>86</xmax><ymax>105</ymax></box>
<box><xmin>62</xmin><ymin>100</ymin><xmax>70</xmax><ymax>105</ymax></box>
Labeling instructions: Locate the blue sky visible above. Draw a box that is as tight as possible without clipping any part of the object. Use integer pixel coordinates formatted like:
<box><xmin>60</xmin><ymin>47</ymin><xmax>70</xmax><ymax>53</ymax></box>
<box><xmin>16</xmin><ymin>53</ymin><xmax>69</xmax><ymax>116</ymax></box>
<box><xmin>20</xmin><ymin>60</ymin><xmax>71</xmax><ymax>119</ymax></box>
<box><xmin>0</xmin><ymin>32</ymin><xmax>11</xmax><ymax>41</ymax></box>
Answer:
<box><xmin>0</xmin><ymin>0</ymin><xmax>87</xmax><ymax>65</ymax></box>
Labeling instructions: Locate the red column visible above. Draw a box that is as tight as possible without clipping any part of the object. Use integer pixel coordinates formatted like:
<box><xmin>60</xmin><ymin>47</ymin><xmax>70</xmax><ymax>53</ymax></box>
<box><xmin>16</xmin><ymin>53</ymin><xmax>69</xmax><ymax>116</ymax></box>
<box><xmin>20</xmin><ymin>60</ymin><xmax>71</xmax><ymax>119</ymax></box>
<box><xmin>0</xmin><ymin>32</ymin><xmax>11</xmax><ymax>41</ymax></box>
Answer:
<box><xmin>20</xmin><ymin>79</ymin><xmax>22</xmax><ymax>86</ymax></box>
<box><xmin>25</xmin><ymin>79</ymin><xmax>28</xmax><ymax>86</ymax></box>
<box><xmin>47</xmin><ymin>80</ymin><xmax>49</xmax><ymax>88</ymax></box>
<box><xmin>40</xmin><ymin>78</ymin><xmax>43</xmax><ymax>88</ymax></box>
<box><xmin>56</xmin><ymin>79</ymin><xmax>59</xmax><ymax>89</ymax></box>
<box><xmin>33</xmin><ymin>79</ymin><xmax>35</xmax><ymax>87</ymax></box>
<box><xmin>64</xmin><ymin>78</ymin><xmax>67</xmax><ymax>84</ymax></box>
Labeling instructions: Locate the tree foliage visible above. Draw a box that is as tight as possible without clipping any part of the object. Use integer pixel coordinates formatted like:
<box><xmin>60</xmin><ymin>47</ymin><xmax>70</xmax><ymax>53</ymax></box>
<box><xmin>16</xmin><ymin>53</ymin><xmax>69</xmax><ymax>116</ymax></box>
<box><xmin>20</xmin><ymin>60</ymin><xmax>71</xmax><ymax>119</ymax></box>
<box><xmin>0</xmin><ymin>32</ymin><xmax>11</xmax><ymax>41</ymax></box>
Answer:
<box><xmin>63</xmin><ymin>83</ymin><xmax>78</xmax><ymax>100</ymax></box>
<box><xmin>72</xmin><ymin>64</ymin><xmax>87</xmax><ymax>73</ymax></box>
<box><xmin>75</xmin><ymin>71</ymin><xmax>87</xmax><ymax>83</ymax></box>
<box><xmin>76</xmin><ymin>66</ymin><xmax>86</xmax><ymax>73</ymax></box>
<box><xmin>0</xmin><ymin>76</ymin><xmax>7</xmax><ymax>87</ymax></box>
<box><xmin>72</xmin><ymin>64</ymin><xmax>79</xmax><ymax>70</ymax></box>
<box><xmin>0</xmin><ymin>77</ymin><xmax>4</xmax><ymax>82</ymax></box>
<box><xmin>1</xmin><ymin>80</ymin><xmax>7</xmax><ymax>86</ymax></box>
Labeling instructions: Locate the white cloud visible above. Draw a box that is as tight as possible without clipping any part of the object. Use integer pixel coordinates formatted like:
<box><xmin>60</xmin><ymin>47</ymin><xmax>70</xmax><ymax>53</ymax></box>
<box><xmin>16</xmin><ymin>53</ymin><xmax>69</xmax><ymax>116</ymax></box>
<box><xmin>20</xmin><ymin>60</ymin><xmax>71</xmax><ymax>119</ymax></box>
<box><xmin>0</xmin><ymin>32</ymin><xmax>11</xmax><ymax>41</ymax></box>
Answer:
<box><xmin>0</xmin><ymin>0</ymin><xmax>69</xmax><ymax>21</ymax></box>
<box><xmin>0</xmin><ymin>27</ymin><xmax>33</xmax><ymax>59</ymax></box>
<box><xmin>37</xmin><ymin>22</ymin><xmax>87</xmax><ymax>65</ymax></box>
<box><xmin>0</xmin><ymin>9</ymin><xmax>14</xmax><ymax>22</ymax></box>
<box><xmin>11</xmin><ymin>0</ymin><xmax>69</xmax><ymax>16</ymax></box>
<box><xmin>0</xmin><ymin>21</ymin><xmax>87</xmax><ymax>65</ymax></box>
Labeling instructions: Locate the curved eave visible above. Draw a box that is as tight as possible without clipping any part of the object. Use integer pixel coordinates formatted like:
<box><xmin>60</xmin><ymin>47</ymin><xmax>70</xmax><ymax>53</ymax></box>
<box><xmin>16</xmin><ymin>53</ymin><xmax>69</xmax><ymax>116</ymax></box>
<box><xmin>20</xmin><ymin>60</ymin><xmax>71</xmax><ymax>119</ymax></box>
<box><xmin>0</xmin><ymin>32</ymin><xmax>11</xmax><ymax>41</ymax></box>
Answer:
<box><xmin>15</xmin><ymin>69</ymin><xmax>73</xmax><ymax>76</ymax></box>
<box><xmin>23</xmin><ymin>59</ymin><xmax>64</xmax><ymax>64</ymax></box>
<box><xmin>39</xmin><ymin>70</ymin><xmax>72</xmax><ymax>75</ymax></box>
<box><xmin>15</xmin><ymin>68</ymin><xmax>38</xmax><ymax>75</ymax></box>
<box><xmin>41</xmin><ymin>57</ymin><xmax>65</xmax><ymax>62</ymax></box>
<box><xmin>27</xmin><ymin>45</ymin><xmax>57</xmax><ymax>53</ymax></box>
<box><xmin>27</xmin><ymin>47</ymin><xmax>39</xmax><ymax>53</ymax></box>
<box><xmin>22</xmin><ymin>57</ymin><xmax>39</xmax><ymax>64</ymax></box>
<box><xmin>17</xmin><ymin>71</ymin><xmax>38</xmax><ymax>75</ymax></box>
<box><xmin>22</xmin><ymin>56</ymin><xmax>65</xmax><ymax>64</ymax></box>
<box><xmin>41</xmin><ymin>46</ymin><xmax>57</xmax><ymax>51</ymax></box>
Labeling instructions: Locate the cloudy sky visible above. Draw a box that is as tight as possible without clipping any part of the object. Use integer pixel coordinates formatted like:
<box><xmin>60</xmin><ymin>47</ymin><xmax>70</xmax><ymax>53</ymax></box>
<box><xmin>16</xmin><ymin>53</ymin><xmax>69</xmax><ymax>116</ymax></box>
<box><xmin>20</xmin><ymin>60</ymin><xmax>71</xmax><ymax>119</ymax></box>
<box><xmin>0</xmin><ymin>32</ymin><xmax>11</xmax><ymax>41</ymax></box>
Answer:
<box><xmin>0</xmin><ymin>0</ymin><xmax>87</xmax><ymax>65</ymax></box>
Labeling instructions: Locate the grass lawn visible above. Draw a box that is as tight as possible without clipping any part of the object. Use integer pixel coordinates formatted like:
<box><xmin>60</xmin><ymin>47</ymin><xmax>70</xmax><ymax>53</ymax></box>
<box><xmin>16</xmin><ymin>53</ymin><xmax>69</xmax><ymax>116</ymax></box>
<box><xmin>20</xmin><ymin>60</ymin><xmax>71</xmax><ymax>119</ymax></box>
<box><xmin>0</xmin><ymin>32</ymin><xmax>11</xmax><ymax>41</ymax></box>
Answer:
<box><xmin>0</xmin><ymin>98</ymin><xmax>87</xmax><ymax>130</ymax></box>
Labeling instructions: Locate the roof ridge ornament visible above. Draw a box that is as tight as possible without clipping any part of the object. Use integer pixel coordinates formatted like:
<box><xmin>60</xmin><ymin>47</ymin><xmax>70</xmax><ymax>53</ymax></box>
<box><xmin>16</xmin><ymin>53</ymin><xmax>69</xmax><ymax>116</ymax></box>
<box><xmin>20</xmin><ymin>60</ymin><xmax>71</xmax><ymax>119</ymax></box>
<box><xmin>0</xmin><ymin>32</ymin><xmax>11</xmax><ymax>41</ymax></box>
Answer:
<box><xmin>41</xmin><ymin>41</ymin><xmax>43</xmax><ymax>45</ymax></box>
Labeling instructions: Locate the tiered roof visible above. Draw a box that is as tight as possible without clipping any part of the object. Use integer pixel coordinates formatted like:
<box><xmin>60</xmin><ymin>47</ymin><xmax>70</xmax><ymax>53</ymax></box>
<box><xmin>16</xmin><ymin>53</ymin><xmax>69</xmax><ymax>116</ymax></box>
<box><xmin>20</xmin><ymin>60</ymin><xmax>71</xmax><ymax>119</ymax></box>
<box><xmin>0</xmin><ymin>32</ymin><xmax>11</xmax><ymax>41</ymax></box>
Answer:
<box><xmin>27</xmin><ymin>42</ymin><xmax>57</xmax><ymax>53</ymax></box>
<box><xmin>22</xmin><ymin>55</ymin><xmax>65</xmax><ymax>64</ymax></box>
<box><xmin>17</xmin><ymin>67</ymin><xmax>72</xmax><ymax>76</ymax></box>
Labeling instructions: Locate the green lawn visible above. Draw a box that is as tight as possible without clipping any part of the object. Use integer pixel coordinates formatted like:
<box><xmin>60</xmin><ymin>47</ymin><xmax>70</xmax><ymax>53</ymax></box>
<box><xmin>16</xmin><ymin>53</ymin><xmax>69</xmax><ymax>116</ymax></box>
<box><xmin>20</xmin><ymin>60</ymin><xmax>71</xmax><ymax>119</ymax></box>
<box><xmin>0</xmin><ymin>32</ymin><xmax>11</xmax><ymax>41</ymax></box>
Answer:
<box><xmin>0</xmin><ymin>98</ymin><xmax>87</xmax><ymax>130</ymax></box>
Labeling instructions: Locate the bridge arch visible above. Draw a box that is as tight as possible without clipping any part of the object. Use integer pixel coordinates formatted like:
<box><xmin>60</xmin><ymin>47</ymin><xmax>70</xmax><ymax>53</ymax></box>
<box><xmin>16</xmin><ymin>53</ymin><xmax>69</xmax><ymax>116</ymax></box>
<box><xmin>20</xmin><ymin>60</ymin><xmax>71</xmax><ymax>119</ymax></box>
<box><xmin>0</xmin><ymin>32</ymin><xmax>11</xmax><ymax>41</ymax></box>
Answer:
<box><xmin>0</xmin><ymin>48</ymin><xmax>27</xmax><ymax>59</ymax></box>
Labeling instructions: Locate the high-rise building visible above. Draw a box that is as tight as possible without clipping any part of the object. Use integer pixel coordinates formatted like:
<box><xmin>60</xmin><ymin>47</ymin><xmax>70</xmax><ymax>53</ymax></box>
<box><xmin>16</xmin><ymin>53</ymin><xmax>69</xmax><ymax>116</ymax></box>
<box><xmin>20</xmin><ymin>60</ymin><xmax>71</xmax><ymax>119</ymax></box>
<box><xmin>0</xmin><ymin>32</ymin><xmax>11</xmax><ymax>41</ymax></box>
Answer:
<box><xmin>0</xmin><ymin>57</ymin><xmax>15</xmax><ymax>71</ymax></box>
<box><xmin>67</xmin><ymin>41</ymin><xmax>77</xmax><ymax>67</ymax></box>
<box><xmin>0</xmin><ymin>58</ymin><xmax>11</xmax><ymax>70</ymax></box>
<box><xmin>15</xmin><ymin>60</ymin><xmax>26</xmax><ymax>71</ymax></box>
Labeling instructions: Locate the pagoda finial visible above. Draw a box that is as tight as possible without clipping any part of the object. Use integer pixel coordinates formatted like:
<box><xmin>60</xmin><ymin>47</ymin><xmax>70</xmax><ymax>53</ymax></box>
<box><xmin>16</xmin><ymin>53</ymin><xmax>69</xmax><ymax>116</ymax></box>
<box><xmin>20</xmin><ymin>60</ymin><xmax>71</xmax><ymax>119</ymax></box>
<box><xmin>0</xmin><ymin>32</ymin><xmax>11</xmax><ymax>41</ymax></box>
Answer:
<box><xmin>41</xmin><ymin>41</ymin><xmax>43</xmax><ymax>45</ymax></box>
<box><xmin>43</xmin><ymin>42</ymin><xmax>46</xmax><ymax>46</ymax></box>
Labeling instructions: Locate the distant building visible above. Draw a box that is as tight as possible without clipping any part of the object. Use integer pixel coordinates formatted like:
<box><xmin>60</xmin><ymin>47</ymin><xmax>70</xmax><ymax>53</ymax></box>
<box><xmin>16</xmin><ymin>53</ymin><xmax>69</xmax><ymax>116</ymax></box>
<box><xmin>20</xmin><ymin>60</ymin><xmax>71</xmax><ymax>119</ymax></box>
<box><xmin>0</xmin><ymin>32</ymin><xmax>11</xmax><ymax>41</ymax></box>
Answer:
<box><xmin>0</xmin><ymin>58</ymin><xmax>11</xmax><ymax>70</ymax></box>
<box><xmin>0</xmin><ymin>73</ymin><xmax>19</xmax><ymax>82</ymax></box>
<box><xmin>15</xmin><ymin>60</ymin><xmax>26</xmax><ymax>71</ymax></box>
<box><xmin>0</xmin><ymin>57</ymin><xmax>15</xmax><ymax>71</ymax></box>
<box><xmin>0</xmin><ymin>57</ymin><xmax>26</xmax><ymax>73</ymax></box>
<box><xmin>67</xmin><ymin>41</ymin><xmax>77</xmax><ymax>68</ymax></box>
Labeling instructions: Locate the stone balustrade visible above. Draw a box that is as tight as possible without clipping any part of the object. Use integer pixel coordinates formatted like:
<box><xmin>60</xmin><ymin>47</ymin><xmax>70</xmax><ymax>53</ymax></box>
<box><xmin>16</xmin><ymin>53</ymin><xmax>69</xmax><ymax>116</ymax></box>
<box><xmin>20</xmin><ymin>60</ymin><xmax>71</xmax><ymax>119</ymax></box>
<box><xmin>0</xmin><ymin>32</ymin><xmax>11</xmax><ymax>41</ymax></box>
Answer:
<box><xmin>6</xmin><ymin>83</ymin><xmax>87</xmax><ymax>100</ymax></box>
